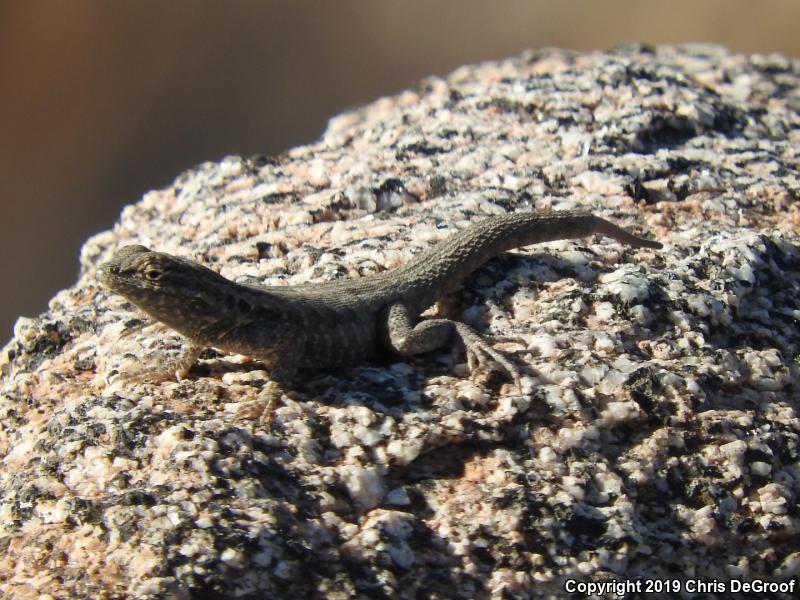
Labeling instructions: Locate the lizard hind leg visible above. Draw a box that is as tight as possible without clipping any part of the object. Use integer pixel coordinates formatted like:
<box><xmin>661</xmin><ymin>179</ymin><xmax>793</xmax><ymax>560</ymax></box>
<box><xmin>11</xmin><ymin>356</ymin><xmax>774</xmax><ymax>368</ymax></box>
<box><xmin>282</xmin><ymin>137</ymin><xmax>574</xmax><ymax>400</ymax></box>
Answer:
<box><xmin>382</xmin><ymin>301</ymin><xmax>522</xmax><ymax>390</ymax></box>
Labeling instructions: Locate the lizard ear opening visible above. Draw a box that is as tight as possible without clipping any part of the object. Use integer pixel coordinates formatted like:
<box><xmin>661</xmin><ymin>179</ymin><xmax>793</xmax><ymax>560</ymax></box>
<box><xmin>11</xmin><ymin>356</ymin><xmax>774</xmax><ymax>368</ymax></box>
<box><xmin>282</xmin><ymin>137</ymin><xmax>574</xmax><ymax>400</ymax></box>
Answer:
<box><xmin>189</xmin><ymin>298</ymin><xmax>210</xmax><ymax>311</ymax></box>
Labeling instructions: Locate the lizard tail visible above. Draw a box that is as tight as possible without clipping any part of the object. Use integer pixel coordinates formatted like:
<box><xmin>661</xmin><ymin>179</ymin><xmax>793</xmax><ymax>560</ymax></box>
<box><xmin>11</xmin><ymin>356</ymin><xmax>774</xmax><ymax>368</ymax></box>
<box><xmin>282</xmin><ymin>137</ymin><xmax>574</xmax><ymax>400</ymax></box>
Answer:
<box><xmin>395</xmin><ymin>210</ymin><xmax>661</xmax><ymax>306</ymax></box>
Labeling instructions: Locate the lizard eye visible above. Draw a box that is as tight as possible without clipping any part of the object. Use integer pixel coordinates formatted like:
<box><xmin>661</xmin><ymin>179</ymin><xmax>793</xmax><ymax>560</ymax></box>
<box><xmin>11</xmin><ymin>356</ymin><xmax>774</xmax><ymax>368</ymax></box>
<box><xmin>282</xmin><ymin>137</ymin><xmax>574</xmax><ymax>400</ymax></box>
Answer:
<box><xmin>143</xmin><ymin>267</ymin><xmax>163</xmax><ymax>281</ymax></box>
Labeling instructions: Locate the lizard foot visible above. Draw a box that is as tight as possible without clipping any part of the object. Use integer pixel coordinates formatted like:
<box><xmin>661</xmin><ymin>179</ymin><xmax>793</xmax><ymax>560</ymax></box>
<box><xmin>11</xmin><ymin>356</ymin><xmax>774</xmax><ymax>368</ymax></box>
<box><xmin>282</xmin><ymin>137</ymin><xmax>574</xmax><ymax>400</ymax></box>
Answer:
<box><xmin>235</xmin><ymin>381</ymin><xmax>283</xmax><ymax>424</ymax></box>
<box><xmin>454</xmin><ymin>323</ymin><xmax>522</xmax><ymax>392</ymax></box>
<box><xmin>108</xmin><ymin>340</ymin><xmax>202</xmax><ymax>384</ymax></box>
<box><xmin>108</xmin><ymin>359</ymin><xmax>188</xmax><ymax>384</ymax></box>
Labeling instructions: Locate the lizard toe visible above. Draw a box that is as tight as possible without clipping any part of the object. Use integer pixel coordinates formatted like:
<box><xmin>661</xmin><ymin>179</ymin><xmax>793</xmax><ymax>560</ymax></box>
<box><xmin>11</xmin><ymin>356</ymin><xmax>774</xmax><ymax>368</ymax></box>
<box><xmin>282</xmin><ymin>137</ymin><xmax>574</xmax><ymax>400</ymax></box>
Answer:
<box><xmin>458</xmin><ymin>329</ymin><xmax>522</xmax><ymax>391</ymax></box>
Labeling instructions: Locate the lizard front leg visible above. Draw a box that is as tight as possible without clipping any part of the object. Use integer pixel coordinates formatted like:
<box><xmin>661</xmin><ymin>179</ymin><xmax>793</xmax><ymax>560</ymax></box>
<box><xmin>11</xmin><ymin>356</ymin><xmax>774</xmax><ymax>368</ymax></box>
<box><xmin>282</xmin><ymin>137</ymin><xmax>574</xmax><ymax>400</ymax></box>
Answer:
<box><xmin>110</xmin><ymin>333</ymin><xmax>204</xmax><ymax>383</ymax></box>
<box><xmin>382</xmin><ymin>302</ymin><xmax>522</xmax><ymax>390</ymax></box>
<box><xmin>227</xmin><ymin>332</ymin><xmax>304</xmax><ymax>422</ymax></box>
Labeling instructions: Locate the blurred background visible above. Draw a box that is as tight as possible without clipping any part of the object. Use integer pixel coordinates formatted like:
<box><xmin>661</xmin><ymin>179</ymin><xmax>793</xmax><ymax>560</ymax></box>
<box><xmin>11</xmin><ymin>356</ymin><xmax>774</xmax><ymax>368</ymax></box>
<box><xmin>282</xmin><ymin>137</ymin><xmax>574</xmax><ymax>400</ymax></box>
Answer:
<box><xmin>1</xmin><ymin>0</ymin><xmax>799</xmax><ymax>339</ymax></box>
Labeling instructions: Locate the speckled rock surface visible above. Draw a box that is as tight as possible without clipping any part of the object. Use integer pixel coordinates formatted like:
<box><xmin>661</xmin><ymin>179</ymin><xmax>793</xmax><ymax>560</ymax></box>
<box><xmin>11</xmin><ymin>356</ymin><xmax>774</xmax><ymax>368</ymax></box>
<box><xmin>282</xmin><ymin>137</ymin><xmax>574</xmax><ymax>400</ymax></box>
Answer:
<box><xmin>2</xmin><ymin>45</ymin><xmax>799</xmax><ymax>599</ymax></box>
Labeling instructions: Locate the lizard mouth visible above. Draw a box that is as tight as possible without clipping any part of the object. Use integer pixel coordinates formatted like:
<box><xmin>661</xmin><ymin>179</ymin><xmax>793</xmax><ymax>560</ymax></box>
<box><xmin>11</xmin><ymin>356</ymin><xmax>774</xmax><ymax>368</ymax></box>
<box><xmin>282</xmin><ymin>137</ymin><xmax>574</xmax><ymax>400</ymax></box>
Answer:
<box><xmin>97</xmin><ymin>263</ymin><xmax>157</xmax><ymax>306</ymax></box>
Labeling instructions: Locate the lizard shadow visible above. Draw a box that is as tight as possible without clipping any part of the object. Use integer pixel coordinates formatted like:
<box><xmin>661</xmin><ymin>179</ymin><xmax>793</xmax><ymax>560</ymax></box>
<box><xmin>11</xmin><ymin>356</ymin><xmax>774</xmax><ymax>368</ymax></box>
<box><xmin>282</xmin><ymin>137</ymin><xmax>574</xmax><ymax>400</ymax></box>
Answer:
<box><xmin>145</xmin><ymin>421</ymin><xmax>471</xmax><ymax>598</ymax></box>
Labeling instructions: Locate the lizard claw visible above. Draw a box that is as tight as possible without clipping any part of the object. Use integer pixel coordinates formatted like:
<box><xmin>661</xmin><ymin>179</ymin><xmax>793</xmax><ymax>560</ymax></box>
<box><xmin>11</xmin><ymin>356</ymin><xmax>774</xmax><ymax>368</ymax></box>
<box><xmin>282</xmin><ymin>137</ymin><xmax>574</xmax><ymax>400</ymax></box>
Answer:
<box><xmin>454</xmin><ymin>323</ymin><xmax>523</xmax><ymax>392</ymax></box>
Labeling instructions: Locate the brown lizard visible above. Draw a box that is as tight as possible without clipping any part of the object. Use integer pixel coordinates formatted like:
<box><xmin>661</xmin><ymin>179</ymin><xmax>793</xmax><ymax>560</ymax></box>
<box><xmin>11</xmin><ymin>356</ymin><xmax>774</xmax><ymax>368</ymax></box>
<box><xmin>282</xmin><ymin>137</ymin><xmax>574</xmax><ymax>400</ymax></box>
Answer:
<box><xmin>99</xmin><ymin>210</ymin><xmax>661</xmax><ymax>403</ymax></box>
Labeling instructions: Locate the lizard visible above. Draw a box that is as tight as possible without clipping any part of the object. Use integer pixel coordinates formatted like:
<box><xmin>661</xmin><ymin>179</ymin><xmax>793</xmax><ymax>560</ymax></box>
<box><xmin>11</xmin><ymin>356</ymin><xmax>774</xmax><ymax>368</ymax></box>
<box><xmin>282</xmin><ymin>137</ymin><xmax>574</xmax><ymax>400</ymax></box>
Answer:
<box><xmin>98</xmin><ymin>210</ymin><xmax>661</xmax><ymax>410</ymax></box>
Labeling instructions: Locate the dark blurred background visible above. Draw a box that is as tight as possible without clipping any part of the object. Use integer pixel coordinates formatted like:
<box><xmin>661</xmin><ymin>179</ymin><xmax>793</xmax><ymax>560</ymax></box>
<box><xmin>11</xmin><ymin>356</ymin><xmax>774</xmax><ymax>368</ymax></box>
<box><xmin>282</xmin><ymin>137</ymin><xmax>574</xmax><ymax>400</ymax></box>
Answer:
<box><xmin>1</xmin><ymin>0</ymin><xmax>798</xmax><ymax>339</ymax></box>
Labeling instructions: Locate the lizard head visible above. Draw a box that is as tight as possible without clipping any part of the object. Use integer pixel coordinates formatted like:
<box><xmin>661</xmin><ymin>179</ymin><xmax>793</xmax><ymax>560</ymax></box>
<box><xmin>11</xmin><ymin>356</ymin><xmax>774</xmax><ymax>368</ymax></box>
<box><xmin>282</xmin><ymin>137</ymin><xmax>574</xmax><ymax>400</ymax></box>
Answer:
<box><xmin>98</xmin><ymin>245</ymin><xmax>245</xmax><ymax>337</ymax></box>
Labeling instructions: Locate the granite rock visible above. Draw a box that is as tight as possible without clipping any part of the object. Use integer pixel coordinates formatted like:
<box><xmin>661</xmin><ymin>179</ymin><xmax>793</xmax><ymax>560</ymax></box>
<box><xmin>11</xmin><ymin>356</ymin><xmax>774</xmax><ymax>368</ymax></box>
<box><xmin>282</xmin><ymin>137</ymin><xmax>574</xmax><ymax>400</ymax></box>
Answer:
<box><xmin>1</xmin><ymin>44</ymin><xmax>799</xmax><ymax>599</ymax></box>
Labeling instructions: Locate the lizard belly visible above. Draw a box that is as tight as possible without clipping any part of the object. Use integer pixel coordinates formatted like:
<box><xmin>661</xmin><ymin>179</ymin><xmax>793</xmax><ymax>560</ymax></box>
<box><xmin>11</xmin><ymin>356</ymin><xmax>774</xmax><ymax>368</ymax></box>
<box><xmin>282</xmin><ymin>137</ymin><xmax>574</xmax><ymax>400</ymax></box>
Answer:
<box><xmin>296</xmin><ymin>316</ymin><xmax>377</xmax><ymax>368</ymax></box>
